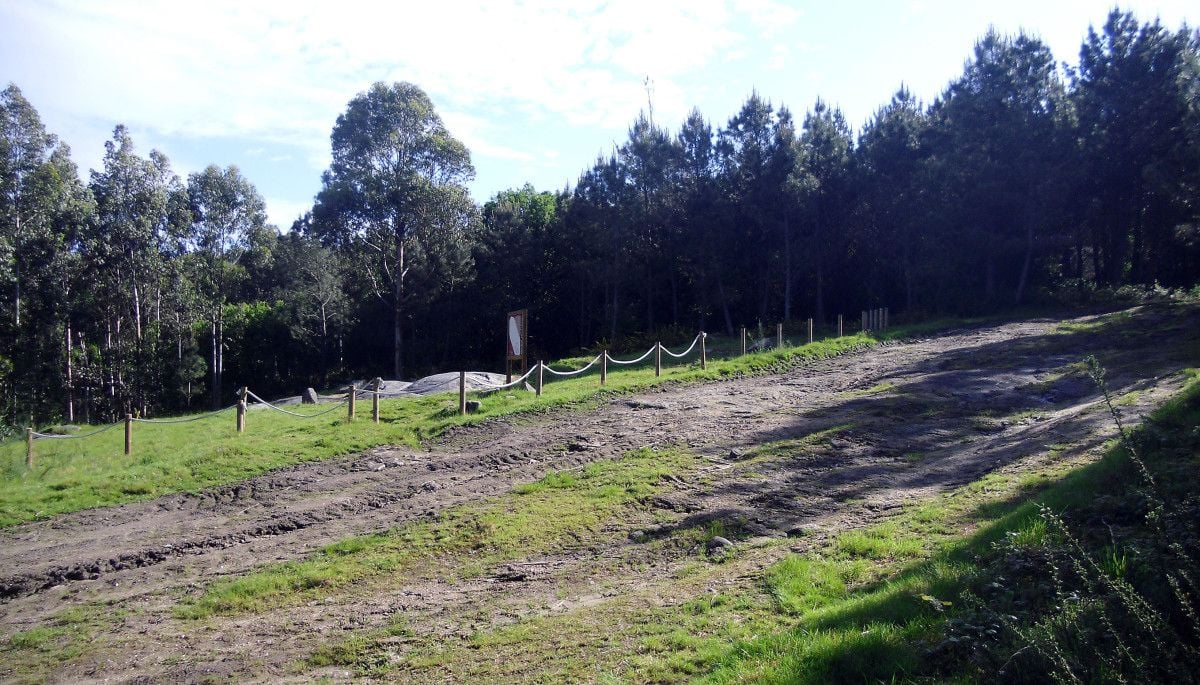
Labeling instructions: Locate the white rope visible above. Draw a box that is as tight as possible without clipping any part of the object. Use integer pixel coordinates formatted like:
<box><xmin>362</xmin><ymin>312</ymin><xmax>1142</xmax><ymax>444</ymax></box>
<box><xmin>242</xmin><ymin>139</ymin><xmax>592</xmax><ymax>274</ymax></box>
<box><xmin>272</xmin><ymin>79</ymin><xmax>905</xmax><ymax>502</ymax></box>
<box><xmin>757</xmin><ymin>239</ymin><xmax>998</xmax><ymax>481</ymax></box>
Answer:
<box><xmin>605</xmin><ymin>346</ymin><xmax>656</xmax><ymax>366</ymax></box>
<box><xmin>247</xmin><ymin>390</ymin><xmax>346</xmax><ymax>418</ymax></box>
<box><xmin>31</xmin><ymin>422</ymin><xmax>123</xmax><ymax>440</ymax></box>
<box><xmin>475</xmin><ymin>365</ymin><xmax>538</xmax><ymax>392</ymax></box>
<box><xmin>543</xmin><ymin>354</ymin><xmax>602</xmax><ymax>377</ymax></box>
<box><xmin>661</xmin><ymin>334</ymin><xmax>703</xmax><ymax>359</ymax></box>
<box><xmin>132</xmin><ymin>404</ymin><xmax>238</xmax><ymax>424</ymax></box>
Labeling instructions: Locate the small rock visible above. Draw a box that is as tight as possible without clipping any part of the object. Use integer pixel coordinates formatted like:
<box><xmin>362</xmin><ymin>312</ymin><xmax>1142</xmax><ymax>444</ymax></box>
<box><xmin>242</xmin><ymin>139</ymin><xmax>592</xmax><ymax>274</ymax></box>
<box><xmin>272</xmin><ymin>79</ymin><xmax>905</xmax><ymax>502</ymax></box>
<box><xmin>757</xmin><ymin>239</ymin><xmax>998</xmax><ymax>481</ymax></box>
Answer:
<box><xmin>728</xmin><ymin>448</ymin><xmax>747</xmax><ymax>460</ymax></box>
<box><xmin>465</xmin><ymin>400</ymin><xmax>482</xmax><ymax>413</ymax></box>
<box><xmin>367</xmin><ymin>461</ymin><xmax>385</xmax><ymax>472</ymax></box>
<box><xmin>629</xmin><ymin>530</ymin><xmax>647</xmax><ymax>542</ymax></box>
<box><xmin>301</xmin><ymin>388</ymin><xmax>319</xmax><ymax>404</ymax></box>
<box><xmin>706</xmin><ymin>536</ymin><xmax>734</xmax><ymax>552</ymax></box>
<box><xmin>421</xmin><ymin>480</ymin><xmax>440</xmax><ymax>492</ymax></box>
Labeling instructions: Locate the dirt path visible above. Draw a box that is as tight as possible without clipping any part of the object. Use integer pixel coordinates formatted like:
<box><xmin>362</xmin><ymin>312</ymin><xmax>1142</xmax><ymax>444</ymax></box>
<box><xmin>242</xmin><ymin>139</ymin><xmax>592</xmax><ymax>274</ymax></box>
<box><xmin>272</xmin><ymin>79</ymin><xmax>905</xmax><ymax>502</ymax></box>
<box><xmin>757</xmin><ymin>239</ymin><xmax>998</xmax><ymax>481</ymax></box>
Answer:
<box><xmin>1</xmin><ymin>304</ymin><xmax>1197</xmax><ymax>682</ymax></box>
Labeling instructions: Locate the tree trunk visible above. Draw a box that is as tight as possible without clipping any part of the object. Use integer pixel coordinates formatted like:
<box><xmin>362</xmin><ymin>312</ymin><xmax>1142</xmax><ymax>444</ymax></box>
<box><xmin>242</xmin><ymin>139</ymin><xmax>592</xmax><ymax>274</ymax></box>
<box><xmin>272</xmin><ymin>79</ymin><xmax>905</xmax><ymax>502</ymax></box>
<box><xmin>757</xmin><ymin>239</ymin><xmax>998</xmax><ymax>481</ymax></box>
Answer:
<box><xmin>1014</xmin><ymin>219</ymin><xmax>1034</xmax><ymax>305</ymax></box>
<box><xmin>13</xmin><ymin>212</ymin><xmax>20</xmax><ymax>327</ymax></box>
<box><xmin>783</xmin><ymin>215</ymin><xmax>792</xmax><ymax>322</ymax></box>
<box><xmin>716</xmin><ymin>277</ymin><xmax>734</xmax><ymax>336</ymax></box>
<box><xmin>393</xmin><ymin>236</ymin><xmax>405</xmax><ymax>379</ymax></box>
<box><xmin>65</xmin><ymin>321</ymin><xmax>74</xmax><ymax>422</ymax></box>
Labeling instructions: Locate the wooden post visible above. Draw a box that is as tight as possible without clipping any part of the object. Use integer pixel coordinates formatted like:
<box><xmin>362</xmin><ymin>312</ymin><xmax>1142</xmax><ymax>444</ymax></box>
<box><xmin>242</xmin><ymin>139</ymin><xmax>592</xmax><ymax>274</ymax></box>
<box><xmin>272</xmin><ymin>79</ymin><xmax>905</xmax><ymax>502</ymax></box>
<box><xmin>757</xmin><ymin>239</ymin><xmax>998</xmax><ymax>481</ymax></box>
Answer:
<box><xmin>777</xmin><ymin>323</ymin><xmax>783</xmax><ymax>348</ymax></box>
<box><xmin>884</xmin><ymin>307</ymin><xmax>889</xmax><ymax>330</ymax></box>
<box><xmin>372</xmin><ymin>379</ymin><xmax>380</xmax><ymax>424</ymax></box>
<box><xmin>347</xmin><ymin>383</ymin><xmax>356</xmax><ymax>420</ymax></box>
<box><xmin>740</xmin><ymin>327</ymin><xmax>747</xmax><ymax>356</ymax></box>
<box><xmin>655</xmin><ymin>343</ymin><xmax>662</xmax><ymax>377</ymax></box>
<box><xmin>124</xmin><ymin>413</ymin><xmax>132</xmax><ymax>456</ymax></box>
<box><xmin>838</xmin><ymin>314</ymin><xmax>843</xmax><ymax>337</ymax></box>
<box><xmin>458</xmin><ymin>371</ymin><xmax>466</xmax><ymax>416</ymax></box>
<box><xmin>700</xmin><ymin>333</ymin><xmax>707</xmax><ymax>370</ymax></box>
<box><xmin>600</xmin><ymin>351</ymin><xmax>608</xmax><ymax>386</ymax></box>
<box><xmin>26</xmin><ymin>428</ymin><xmax>33</xmax><ymax>468</ymax></box>
<box><xmin>536</xmin><ymin>361</ymin><xmax>543</xmax><ymax>397</ymax></box>
<box><xmin>808</xmin><ymin>318</ymin><xmax>814</xmax><ymax>345</ymax></box>
<box><xmin>862</xmin><ymin>311</ymin><xmax>867</xmax><ymax>332</ymax></box>
<box><xmin>236</xmin><ymin>386</ymin><xmax>247</xmax><ymax>433</ymax></box>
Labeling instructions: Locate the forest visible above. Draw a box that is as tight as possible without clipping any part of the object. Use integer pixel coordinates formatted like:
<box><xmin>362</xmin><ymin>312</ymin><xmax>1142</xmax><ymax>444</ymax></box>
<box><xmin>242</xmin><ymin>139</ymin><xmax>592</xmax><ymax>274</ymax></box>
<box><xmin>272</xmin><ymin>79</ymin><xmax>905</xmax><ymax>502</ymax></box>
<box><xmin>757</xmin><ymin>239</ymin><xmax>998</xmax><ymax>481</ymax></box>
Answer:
<box><xmin>1</xmin><ymin>9</ymin><xmax>1197</xmax><ymax>427</ymax></box>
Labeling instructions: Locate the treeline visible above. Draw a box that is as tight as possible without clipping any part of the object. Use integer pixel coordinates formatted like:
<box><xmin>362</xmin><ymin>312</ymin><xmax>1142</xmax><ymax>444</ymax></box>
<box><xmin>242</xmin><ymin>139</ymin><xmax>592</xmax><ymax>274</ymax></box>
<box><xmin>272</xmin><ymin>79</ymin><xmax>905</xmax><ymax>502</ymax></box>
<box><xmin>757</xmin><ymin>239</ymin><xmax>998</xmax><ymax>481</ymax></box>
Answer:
<box><xmin>1</xmin><ymin>9</ymin><xmax>1198</xmax><ymax>427</ymax></box>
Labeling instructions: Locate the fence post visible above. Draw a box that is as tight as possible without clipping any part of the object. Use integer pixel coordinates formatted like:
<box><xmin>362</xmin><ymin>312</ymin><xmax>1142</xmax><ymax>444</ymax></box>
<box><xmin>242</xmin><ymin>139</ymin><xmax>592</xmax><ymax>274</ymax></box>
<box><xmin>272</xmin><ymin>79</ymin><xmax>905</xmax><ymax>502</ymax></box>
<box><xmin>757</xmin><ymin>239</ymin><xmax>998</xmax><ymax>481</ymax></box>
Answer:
<box><xmin>884</xmin><ymin>307</ymin><xmax>889</xmax><ymax>330</ymax></box>
<box><xmin>862</xmin><ymin>310</ymin><xmax>867</xmax><ymax>332</ymax></box>
<box><xmin>808</xmin><ymin>318</ymin><xmax>814</xmax><ymax>345</ymax></box>
<box><xmin>741</xmin><ymin>327</ymin><xmax>747</xmax><ymax>356</ymax></box>
<box><xmin>458</xmin><ymin>371</ymin><xmax>466</xmax><ymax>415</ymax></box>
<box><xmin>655</xmin><ymin>343</ymin><xmax>661</xmax><ymax>377</ymax></box>
<box><xmin>372</xmin><ymin>379</ymin><xmax>381</xmax><ymax>423</ymax></box>
<box><xmin>838</xmin><ymin>314</ymin><xmax>843</xmax><ymax>337</ymax></box>
<box><xmin>236</xmin><ymin>386</ymin><xmax>247</xmax><ymax>433</ymax></box>
<box><xmin>536</xmin><ymin>361</ymin><xmax>543</xmax><ymax>397</ymax></box>
<box><xmin>601</xmin><ymin>351</ymin><xmax>608</xmax><ymax>386</ymax></box>
<box><xmin>700</xmin><ymin>333</ymin><xmax>707</xmax><ymax>370</ymax></box>
<box><xmin>347</xmin><ymin>382</ymin><xmax>356</xmax><ymax>420</ymax></box>
<box><xmin>124</xmin><ymin>413</ymin><xmax>132</xmax><ymax>456</ymax></box>
<box><xmin>777</xmin><ymin>323</ymin><xmax>783</xmax><ymax>348</ymax></box>
<box><xmin>26</xmin><ymin>428</ymin><xmax>33</xmax><ymax>468</ymax></box>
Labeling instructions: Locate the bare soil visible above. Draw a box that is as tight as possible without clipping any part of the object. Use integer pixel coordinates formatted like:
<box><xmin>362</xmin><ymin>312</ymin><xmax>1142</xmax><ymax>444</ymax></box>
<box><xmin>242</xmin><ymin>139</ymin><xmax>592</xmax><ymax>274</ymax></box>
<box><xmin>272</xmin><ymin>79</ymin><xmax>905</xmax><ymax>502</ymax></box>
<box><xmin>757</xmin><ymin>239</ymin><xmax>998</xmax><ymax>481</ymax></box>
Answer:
<box><xmin>1</xmin><ymin>304</ymin><xmax>1196</xmax><ymax>683</ymax></box>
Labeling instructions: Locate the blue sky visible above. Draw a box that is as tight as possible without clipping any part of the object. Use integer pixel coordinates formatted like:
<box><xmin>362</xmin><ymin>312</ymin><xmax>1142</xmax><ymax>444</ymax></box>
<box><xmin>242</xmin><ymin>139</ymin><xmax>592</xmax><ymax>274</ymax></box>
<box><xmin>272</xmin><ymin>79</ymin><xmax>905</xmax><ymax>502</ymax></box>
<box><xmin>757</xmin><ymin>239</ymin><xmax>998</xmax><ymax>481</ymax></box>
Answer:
<box><xmin>1</xmin><ymin>0</ymin><xmax>1195</xmax><ymax>229</ymax></box>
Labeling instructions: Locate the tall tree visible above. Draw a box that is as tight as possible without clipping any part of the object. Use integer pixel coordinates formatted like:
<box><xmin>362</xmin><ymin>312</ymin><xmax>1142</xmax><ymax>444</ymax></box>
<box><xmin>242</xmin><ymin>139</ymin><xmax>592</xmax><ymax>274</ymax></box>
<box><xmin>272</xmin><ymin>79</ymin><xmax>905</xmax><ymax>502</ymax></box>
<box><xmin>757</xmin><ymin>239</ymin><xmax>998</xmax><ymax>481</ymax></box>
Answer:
<box><xmin>1075</xmin><ymin>10</ymin><xmax>1200</xmax><ymax>286</ymax></box>
<box><xmin>798</xmin><ymin>100</ymin><xmax>852</xmax><ymax>321</ymax></box>
<box><xmin>927</xmin><ymin>29</ymin><xmax>1069</xmax><ymax>306</ymax></box>
<box><xmin>309</xmin><ymin>82</ymin><xmax>478</xmax><ymax>378</ymax></box>
<box><xmin>856</xmin><ymin>87</ymin><xmax>931</xmax><ymax>311</ymax></box>
<box><xmin>85</xmin><ymin>126</ymin><xmax>190</xmax><ymax>416</ymax></box>
<box><xmin>187</xmin><ymin>164</ymin><xmax>267</xmax><ymax>407</ymax></box>
<box><xmin>0</xmin><ymin>84</ymin><xmax>93</xmax><ymax>423</ymax></box>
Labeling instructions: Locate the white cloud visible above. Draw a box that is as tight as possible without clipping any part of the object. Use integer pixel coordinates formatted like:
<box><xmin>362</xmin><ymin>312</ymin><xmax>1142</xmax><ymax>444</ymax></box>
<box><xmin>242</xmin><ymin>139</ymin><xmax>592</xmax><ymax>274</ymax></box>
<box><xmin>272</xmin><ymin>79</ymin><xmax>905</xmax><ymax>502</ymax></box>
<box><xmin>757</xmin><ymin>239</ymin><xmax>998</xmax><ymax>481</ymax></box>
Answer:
<box><xmin>5</xmin><ymin>0</ymin><xmax>803</xmax><ymax>176</ymax></box>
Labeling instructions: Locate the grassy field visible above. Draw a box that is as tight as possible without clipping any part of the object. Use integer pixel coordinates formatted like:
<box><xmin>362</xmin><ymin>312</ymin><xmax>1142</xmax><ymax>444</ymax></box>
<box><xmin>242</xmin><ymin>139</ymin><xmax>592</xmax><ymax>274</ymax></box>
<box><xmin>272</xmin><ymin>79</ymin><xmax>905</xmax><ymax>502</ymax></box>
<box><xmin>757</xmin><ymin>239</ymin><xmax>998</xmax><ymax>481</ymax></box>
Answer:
<box><xmin>0</xmin><ymin>330</ymin><xmax>876</xmax><ymax>527</ymax></box>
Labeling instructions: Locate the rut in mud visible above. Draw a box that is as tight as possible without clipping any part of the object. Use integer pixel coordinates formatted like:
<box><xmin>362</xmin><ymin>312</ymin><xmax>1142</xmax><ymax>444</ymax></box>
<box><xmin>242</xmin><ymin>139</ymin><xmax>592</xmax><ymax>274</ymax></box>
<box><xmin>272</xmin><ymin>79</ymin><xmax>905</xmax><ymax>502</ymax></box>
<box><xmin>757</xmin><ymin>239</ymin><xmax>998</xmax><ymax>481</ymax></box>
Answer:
<box><xmin>0</xmin><ymin>304</ymin><xmax>1196</xmax><ymax>683</ymax></box>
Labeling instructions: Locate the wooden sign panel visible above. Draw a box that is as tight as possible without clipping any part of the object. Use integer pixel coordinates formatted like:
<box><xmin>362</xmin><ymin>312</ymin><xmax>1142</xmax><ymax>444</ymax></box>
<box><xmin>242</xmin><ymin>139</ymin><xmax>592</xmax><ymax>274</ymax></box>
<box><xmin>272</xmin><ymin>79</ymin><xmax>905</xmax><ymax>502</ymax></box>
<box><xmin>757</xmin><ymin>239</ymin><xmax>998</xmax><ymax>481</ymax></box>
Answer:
<box><xmin>506</xmin><ymin>309</ymin><xmax>527</xmax><ymax>361</ymax></box>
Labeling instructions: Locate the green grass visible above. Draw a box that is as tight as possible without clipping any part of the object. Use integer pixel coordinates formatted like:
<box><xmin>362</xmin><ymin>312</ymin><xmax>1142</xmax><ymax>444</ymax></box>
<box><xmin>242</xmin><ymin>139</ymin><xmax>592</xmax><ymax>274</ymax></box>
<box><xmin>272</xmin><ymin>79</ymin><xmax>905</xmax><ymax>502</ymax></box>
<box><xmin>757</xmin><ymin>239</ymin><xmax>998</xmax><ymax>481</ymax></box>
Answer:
<box><xmin>697</xmin><ymin>367</ymin><xmax>1200</xmax><ymax>683</ymax></box>
<box><xmin>0</xmin><ymin>331</ymin><xmax>876</xmax><ymax>528</ymax></box>
<box><xmin>177</xmin><ymin>447</ymin><xmax>697</xmax><ymax>619</ymax></box>
<box><xmin>0</xmin><ymin>604</ymin><xmax>120</xmax><ymax>684</ymax></box>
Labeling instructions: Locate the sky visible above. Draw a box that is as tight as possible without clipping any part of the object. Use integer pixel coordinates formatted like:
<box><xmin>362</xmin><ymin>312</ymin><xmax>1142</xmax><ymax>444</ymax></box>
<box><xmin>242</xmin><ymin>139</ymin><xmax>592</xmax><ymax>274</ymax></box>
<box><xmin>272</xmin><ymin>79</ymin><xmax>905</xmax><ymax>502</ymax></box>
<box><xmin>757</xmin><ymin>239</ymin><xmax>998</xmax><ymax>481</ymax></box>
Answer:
<box><xmin>1</xmin><ymin>0</ymin><xmax>1195</xmax><ymax>229</ymax></box>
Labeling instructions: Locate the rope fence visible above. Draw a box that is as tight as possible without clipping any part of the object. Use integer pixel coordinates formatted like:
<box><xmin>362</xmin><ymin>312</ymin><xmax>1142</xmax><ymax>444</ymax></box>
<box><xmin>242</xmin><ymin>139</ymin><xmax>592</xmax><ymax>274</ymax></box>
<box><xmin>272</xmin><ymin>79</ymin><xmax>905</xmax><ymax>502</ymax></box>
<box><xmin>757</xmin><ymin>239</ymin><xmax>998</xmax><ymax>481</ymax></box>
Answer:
<box><xmin>20</xmin><ymin>309</ymin><xmax>889</xmax><ymax>468</ymax></box>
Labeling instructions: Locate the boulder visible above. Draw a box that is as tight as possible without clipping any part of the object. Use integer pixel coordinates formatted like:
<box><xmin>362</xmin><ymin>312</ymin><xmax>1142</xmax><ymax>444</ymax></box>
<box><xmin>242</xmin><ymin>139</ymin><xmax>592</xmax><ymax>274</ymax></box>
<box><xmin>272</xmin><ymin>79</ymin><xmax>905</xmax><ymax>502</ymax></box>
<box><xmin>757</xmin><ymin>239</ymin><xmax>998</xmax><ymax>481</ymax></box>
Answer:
<box><xmin>301</xmin><ymin>388</ymin><xmax>319</xmax><ymax>404</ymax></box>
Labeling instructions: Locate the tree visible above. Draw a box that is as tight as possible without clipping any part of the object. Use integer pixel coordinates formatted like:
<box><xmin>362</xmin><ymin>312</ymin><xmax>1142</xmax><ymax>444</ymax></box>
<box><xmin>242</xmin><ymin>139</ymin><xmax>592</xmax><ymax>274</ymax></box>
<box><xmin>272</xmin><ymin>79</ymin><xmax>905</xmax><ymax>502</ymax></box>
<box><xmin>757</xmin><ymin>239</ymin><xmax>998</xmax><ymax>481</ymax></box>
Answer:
<box><xmin>927</xmin><ymin>29</ymin><xmax>1069</xmax><ymax>306</ymax></box>
<box><xmin>187</xmin><ymin>164</ymin><xmax>267</xmax><ymax>407</ymax></box>
<box><xmin>310</xmin><ymin>82</ymin><xmax>478</xmax><ymax>378</ymax></box>
<box><xmin>798</xmin><ymin>100</ymin><xmax>851</xmax><ymax>322</ymax></box>
<box><xmin>85</xmin><ymin>126</ymin><xmax>191</xmax><ymax>416</ymax></box>
<box><xmin>856</xmin><ymin>87</ymin><xmax>931</xmax><ymax>311</ymax></box>
<box><xmin>0</xmin><ymin>84</ymin><xmax>93</xmax><ymax>423</ymax></box>
<box><xmin>1075</xmin><ymin>10</ymin><xmax>1200</xmax><ymax>286</ymax></box>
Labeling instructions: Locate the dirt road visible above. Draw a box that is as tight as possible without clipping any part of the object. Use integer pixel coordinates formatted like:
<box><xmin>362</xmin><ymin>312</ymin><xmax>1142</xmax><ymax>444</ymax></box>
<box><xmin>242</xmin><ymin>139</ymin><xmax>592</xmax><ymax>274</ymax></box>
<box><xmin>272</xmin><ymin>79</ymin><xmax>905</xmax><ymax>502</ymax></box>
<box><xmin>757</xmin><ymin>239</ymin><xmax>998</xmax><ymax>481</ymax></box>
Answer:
<box><xmin>1</xmin><ymin>304</ymin><xmax>1196</xmax><ymax>682</ymax></box>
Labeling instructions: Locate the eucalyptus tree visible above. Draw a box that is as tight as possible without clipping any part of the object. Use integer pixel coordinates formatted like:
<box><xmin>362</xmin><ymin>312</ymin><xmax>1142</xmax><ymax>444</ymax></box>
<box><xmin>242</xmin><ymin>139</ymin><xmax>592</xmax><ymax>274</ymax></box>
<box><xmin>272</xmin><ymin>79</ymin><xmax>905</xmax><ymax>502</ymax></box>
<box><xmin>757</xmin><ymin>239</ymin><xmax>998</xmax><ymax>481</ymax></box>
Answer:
<box><xmin>0</xmin><ymin>84</ymin><xmax>93</xmax><ymax>422</ymax></box>
<box><xmin>86</xmin><ymin>126</ymin><xmax>191</xmax><ymax>415</ymax></box>
<box><xmin>187</xmin><ymin>164</ymin><xmax>267</xmax><ymax>407</ymax></box>
<box><xmin>310</xmin><ymin>82</ymin><xmax>478</xmax><ymax>378</ymax></box>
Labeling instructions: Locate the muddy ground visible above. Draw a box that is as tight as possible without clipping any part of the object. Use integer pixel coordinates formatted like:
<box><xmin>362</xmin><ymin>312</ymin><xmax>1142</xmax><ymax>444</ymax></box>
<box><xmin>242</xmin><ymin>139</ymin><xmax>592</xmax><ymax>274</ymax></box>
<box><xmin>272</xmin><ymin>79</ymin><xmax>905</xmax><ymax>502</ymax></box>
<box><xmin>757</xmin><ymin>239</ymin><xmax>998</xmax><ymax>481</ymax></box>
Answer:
<box><xmin>1</xmin><ymin>304</ymin><xmax>1197</xmax><ymax>683</ymax></box>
